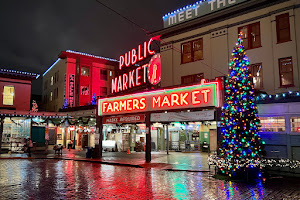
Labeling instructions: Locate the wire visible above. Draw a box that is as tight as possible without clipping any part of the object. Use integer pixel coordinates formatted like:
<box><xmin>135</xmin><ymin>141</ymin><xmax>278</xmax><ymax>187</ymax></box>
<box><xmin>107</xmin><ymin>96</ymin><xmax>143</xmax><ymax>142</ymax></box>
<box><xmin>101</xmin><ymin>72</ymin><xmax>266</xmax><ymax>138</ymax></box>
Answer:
<box><xmin>94</xmin><ymin>0</ymin><xmax>227</xmax><ymax>76</ymax></box>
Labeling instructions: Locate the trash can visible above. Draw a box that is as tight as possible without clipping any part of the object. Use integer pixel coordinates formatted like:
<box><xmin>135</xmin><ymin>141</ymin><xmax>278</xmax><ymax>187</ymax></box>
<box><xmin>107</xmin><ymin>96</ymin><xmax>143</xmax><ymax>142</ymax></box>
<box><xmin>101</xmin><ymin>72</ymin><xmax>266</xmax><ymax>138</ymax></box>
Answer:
<box><xmin>86</xmin><ymin>147</ymin><xmax>92</xmax><ymax>158</ymax></box>
<box><xmin>201</xmin><ymin>142</ymin><xmax>209</xmax><ymax>152</ymax></box>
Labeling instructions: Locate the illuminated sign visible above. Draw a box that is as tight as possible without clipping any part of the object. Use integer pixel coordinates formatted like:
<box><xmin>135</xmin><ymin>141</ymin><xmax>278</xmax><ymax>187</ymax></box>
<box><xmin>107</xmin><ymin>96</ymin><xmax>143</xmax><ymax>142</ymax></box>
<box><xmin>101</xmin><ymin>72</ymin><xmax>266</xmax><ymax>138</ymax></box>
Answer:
<box><xmin>163</xmin><ymin>0</ymin><xmax>248</xmax><ymax>28</ymax></box>
<box><xmin>103</xmin><ymin>114</ymin><xmax>145</xmax><ymax>124</ymax></box>
<box><xmin>112</xmin><ymin>37</ymin><xmax>160</xmax><ymax>94</ymax></box>
<box><xmin>147</xmin><ymin>54</ymin><xmax>161</xmax><ymax>85</ymax></box>
<box><xmin>69</xmin><ymin>75</ymin><xmax>75</xmax><ymax>107</ymax></box>
<box><xmin>99</xmin><ymin>81</ymin><xmax>220</xmax><ymax>116</ymax></box>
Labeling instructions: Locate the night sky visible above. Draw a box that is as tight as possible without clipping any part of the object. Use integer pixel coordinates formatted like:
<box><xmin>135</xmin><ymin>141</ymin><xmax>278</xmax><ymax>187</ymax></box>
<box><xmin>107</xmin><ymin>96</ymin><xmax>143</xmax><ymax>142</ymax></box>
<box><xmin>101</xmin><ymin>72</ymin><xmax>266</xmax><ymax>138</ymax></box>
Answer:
<box><xmin>0</xmin><ymin>0</ymin><xmax>196</xmax><ymax>94</ymax></box>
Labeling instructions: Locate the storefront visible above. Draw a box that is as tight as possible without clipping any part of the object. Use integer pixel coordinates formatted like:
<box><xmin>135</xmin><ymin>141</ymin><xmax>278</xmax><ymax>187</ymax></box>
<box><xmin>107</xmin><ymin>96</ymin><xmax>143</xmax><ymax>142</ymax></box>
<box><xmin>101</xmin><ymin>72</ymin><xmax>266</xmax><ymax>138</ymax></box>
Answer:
<box><xmin>97</xmin><ymin>80</ymin><xmax>222</xmax><ymax>161</ymax></box>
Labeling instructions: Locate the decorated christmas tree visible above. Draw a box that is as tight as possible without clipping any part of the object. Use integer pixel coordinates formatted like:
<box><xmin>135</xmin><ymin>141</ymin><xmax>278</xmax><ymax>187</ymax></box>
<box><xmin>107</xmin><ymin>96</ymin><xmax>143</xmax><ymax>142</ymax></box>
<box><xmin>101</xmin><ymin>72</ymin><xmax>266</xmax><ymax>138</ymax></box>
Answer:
<box><xmin>91</xmin><ymin>93</ymin><xmax>97</xmax><ymax>105</ymax></box>
<box><xmin>31</xmin><ymin>100</ymin><xmax>38</xmax><ymax>112</ymax></box>
<box><xmin>61</xmin><ymin>99</ymin><xmax>69</xmax><ymax>109</ymax></box>
<box><xmin>218</xmin><ymin>33</ymin><xmax>264</xmax><ymax>177</ymax></box>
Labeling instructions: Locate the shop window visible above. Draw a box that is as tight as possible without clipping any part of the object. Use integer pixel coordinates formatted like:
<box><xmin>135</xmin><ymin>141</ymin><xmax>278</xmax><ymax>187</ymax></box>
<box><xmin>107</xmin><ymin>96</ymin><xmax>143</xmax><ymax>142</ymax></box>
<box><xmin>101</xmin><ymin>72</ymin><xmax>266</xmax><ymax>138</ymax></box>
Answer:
<box><xmin>181</xmin><ymin>73</ymin><xmax>204</xmax><ymax>85</ymax></box>
<box><xmin>81</xmin><ymin>67</ymin><xmax>90</xmax><ymax>77</ymax></box>
<box><xmin>250</xmin><ymin>63</ymin><xmax>263</xmax><ymax>89</ymax></box>
<box><xmin>50</xmin><ymin>76</ymin><xmax>54</xmax><ymax>85</ymax></box>
<box><xmin>81</xmin><ymin>86</ymin><xmax>89</xmax><ymax>95</ymax></box>
<box><xmin>181</xmin><ymin>38</ymin><xmax>203</xmax><ymax>64</ymax></box>
<box><xmin>238</xmin><ymin>22</ymin><xmax>261</xmax><ymax>50</ymax></box>
<box><xmin>259</xmin><ymin>116</ymin><xmax>285</xmax><ymax>132</ymax></box>
<box><xmin>100</xmin><ymin>87</ymin><xmax>107</xmax><ymax>98</ymax></box>
<box><xmin>3</xmin><ymin>86</ymin><xmax>14</xmax><ymax>106</ymax></box>
<box><xmin>290</xmin><ymin>117</ymin><xmax>300</xmax><ymax>132</ymax></box>
<box><xmin>50</xmin><ymin>92</ymin><xmax>53</xmax><ymax>101</ymax></box>
<box><xmin>276</xmin><ymin>13</ymin><xmax>291</xmax><ymax>43</ymax></box>
<box><xmin>279</xmin><ymin>57</ymin><xmax>294</xmax><ymax>87</ymax></box>
<box><xmin>100</xmin><ymin>69</ymin><xmax>108</xmax><ymax>81</ymax></box>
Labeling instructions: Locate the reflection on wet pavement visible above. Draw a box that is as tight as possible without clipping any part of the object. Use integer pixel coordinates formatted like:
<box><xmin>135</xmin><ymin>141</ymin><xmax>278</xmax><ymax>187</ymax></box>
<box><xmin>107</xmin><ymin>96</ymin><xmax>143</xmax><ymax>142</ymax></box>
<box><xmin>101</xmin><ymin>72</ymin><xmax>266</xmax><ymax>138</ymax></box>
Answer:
<box><xmin>0</xmin><ymin>159</ymin><xmax>299</xmax><ymax>199</ymax></box>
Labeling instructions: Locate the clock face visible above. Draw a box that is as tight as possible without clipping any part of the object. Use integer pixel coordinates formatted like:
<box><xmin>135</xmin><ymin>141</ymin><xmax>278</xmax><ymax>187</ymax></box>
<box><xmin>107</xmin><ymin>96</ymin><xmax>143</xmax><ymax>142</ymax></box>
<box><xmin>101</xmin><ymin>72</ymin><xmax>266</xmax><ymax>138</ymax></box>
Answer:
<box><xmin>147</xmin><ymin>54</ymin><xmax>161</xmax><ymax>85</ymax></box>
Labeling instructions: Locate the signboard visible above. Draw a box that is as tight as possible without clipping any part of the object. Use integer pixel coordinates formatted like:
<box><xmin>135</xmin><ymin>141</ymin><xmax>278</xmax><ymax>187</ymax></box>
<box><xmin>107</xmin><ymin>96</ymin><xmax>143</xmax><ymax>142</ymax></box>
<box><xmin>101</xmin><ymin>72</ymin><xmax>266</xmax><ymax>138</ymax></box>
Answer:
<box><xmin>112</xmin><ymin>37</ymin><xmax>161</xmax><ymax>94</ymax></box>
<box><xmin>69</xmin><ymin>74</ymin><xmax>75</xmax><ymax>107</ymax></box>
<box><xmin>103</xmin><ymin>114</ymin><xmax>146</xmax><ymax>124</ymax></box>
<box><xmin>163</xmin><ymin>0</ymin><xmax>248</xmax><ymax>28</ymax></box>
<box><xmin>150</xmin><ymin>110</ymin><xmax>214</xmax><ymax>122</ymax></box>
<box><xmin>99</xmin><ymin>81</ymin><xmax>220</xmax><ymax>116</ymax></box>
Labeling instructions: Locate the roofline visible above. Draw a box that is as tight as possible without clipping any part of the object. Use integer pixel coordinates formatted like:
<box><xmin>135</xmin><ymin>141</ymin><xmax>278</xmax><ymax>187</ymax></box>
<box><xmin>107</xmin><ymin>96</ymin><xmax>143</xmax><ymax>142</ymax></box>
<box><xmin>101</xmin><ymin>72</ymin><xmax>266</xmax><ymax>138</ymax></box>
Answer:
<box><xmin>0</xmin><ymin>68</ymin><xmax>40</xmax><ymax>80</ymax></box>
<box><xmin>43</xmin><ymin>58</ymin><xmax>61</xmax><ymax>77</ymax></box>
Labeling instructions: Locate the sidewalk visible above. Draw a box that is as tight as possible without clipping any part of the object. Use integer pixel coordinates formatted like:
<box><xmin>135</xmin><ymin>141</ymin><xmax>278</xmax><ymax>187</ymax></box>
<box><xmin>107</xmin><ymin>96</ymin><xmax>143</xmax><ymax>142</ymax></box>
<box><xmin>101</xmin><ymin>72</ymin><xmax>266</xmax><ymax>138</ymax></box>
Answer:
<box><xmin>0</xmin><ymin>149</ymin><xmax>210</xmax><ymax>172</ymax></box>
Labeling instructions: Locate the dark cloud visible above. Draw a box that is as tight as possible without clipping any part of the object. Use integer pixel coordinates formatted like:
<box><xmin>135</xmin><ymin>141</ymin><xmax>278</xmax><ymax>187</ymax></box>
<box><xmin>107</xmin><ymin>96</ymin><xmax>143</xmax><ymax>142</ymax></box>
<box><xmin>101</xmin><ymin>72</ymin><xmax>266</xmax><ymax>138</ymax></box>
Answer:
<box><xmin>0</xmin><ymin>0</ymin><xmax>196</xmax><ymax>94</ymax></box>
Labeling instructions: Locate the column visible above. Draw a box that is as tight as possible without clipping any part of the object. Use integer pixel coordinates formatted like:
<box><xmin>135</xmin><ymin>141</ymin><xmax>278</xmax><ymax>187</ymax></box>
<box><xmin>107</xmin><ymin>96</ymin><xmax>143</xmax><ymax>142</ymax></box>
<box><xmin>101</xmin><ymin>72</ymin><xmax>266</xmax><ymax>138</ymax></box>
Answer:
<box><xmin>145</xmin><ymin>112</ymin><xmax>151</xmax><ymax>162</ymax></box>
<box><xmin>0</xmin><ymin>117</ymin><xmax>4</xmax><ymax>154</ymax></box>
<box><xmin>95</xmin><ymin>115</ymin><xmax>103</xmax><ymax>158</ymax></box>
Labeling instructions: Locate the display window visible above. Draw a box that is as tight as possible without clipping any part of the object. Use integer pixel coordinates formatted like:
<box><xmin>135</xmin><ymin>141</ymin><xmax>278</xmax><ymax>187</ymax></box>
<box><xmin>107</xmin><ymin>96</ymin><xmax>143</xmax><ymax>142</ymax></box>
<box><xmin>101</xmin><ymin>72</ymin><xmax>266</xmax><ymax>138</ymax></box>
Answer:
<box><xmin>259</xmin><ymin>116</ymin><xmax>285</xmax><ymax>132</ymax></box>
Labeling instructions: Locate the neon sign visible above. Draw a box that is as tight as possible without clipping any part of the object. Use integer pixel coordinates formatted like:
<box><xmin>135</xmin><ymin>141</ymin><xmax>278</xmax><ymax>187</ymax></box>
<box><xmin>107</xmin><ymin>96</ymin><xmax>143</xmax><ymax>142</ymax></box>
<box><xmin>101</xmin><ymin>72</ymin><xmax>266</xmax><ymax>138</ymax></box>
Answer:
<box><xmin>112</xmin><ymin>37</ymin><xmax>161</xmax><ymax>94</ymax></box>
<box><xmin>99</xmin><ymin>81</ymin><xmax>220</xmax><ymax>116</ymax></box>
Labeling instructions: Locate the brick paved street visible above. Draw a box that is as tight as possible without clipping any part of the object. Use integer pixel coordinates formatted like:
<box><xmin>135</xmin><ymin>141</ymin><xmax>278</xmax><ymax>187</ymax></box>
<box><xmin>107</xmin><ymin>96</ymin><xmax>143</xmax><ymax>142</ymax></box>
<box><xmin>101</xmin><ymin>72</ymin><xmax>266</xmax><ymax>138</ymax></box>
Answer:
<box><xmin>0</xmin><ymin>159</ymin><xmax>300</xmax><ymax>200</ymax></box>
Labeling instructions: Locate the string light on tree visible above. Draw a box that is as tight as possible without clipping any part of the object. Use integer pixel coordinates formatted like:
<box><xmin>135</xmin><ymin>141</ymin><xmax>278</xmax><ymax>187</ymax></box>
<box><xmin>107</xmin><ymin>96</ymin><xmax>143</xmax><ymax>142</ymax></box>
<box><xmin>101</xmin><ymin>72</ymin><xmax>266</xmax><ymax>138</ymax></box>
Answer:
<box><xmin>217</xmin><ymin>32</ymin><xmax>265</xmax><ymax>177</ymax></box>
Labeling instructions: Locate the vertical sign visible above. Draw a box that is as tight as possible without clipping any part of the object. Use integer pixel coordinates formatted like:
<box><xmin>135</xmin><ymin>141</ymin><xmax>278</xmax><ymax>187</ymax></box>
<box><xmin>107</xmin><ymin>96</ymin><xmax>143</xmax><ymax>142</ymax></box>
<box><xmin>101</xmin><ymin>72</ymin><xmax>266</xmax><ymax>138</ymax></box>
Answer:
<box><xmin>69</xmin><ymin>74</ymin><xmax>75</xmax><ymax>107</ymax></box>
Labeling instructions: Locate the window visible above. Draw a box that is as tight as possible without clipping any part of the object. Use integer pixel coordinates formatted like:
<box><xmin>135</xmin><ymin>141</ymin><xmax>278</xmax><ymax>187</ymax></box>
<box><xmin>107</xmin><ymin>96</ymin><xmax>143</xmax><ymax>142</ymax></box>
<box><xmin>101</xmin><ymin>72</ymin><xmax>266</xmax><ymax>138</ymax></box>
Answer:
<box><xmin>54</xmin><ymin>71</ymin><xmax>59</xmax><ymax>83</ymax></box>
<box><xmin>181</xmin><ymin>38</ymin><xmax>203</xmax><ymax>64</ymax></box>
<box><xmin>3</xmin><ymin>86</ymin><xmax>14</xmax><ymax>105</ymax></box>
<box><xmin>50</xmin><ymin>76</ymin><xmax>54</xmax><ymax>85</ymax></box>
<box><xmin>56</xmin><ymin>88</ymin><xmax>59</xmax><ymax>99</ymax></box>
<box><xmin>181</xmin><ymin>73</ymin><xmax>204</xmax><ymax>85</ymax></box>
<box><xmin>276</xmin><ymin>13</ymin><xmax>291</xmax><ymax>43</ymax></box>
<box><xmin>290</xmin><ymin>117</ymin><xmax>300</xmax><ymax>132</ymax></box>
<box><xmin>238</xmin><ymin>22</ymin><xmax>261</xmax><ymax>49</ymax></box>
<box><xmin>250</xmin><ymin>63</ymin><xmax>263</xmax><ymax>89</ymax></box>
<box><xmin>259</xmin><ymin>116</ymin><xmax>285</xmax><ymax>132</ymax></box>
<box><xmin>110</xmin><ymin>70</ymin><xmax>113</xmax><ymax>77</ymax></box>
<box><xmin>81</xmin><ymin>67</ymin><xmax>90</xmax><ymax>77</ymax></box>
<box><xmin>100</xmin><ymin>69</ymin><xmax>108</xmax><ymax>81</ymax></box>
<box><xmin>100</xmin><ymin>87</ymin><xmax>107</xmax><ymax>98</ymax></box>
<box><xmin>50</xmin><ymin>92</ymin><xmax>53</xmax><ymax>101</ymax></box>
<box><xmin>81</xmin><ymin>86</ymin><xmax>89</xmax><ymax>95</ymax></box>
<box><xmin>279</xmin><ymin>57</ymin><xmax>294</xmax><ymax>87</ymax></box>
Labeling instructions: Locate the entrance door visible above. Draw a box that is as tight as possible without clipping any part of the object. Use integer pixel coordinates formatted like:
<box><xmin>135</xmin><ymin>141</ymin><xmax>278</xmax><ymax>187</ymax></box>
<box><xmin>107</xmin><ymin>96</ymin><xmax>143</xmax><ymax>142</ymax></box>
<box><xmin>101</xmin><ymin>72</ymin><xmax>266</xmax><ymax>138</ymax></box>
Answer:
<box><xmin>31</xmin><ymin>126</ymin><xmax>45</xmax><ymax>147</ymax></box>
<box><xmin>209</xmin><ymin>129</ymin><xmax>217</xmax><ymax>153</ymax></box>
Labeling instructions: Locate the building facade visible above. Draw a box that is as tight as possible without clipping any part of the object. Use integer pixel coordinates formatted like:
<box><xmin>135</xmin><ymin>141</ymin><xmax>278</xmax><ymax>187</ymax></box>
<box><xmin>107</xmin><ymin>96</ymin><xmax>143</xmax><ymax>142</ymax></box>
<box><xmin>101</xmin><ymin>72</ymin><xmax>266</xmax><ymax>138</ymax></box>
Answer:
<box><xmin>151</xmin><ymin>0</ymin><xmax>300</xmax><ymax>159</ymax></box>
<box><xmin>42</xmin><ymin>50</ymin><xmax>118</xmax><ymax>112</ymax></box>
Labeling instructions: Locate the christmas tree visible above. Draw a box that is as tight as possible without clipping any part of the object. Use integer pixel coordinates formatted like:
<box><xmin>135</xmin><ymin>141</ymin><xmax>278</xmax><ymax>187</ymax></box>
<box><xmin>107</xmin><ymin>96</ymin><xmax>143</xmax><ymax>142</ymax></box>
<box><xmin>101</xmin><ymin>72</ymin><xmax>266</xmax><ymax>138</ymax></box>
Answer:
<box><xmin>218</xmin><ymin>32</ymin><xmax>264</xmax><ymax>177</ymax></box>
<box><xmin>61</xmin><ymin>99</ymin><xmax>69</xmax><ymax>109</ymax></box>
<box><xmin>91</xmin><ymin>93</ymin><xmax>97</xmax><ymax>105</ymax></box>
<box><xmin>31</xmin><ymin>100</ymin><xmax>38</xmax><ymax>112</ymax></box>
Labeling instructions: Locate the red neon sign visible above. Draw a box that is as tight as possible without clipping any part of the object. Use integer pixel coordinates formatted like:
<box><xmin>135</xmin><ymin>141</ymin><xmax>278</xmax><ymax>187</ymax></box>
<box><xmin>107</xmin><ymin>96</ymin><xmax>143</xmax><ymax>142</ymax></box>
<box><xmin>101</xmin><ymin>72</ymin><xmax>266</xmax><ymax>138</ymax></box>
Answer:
<box><xmin>99</xmin><ymin>81</ymin><xmax>220</xmax><ymax>116</ymax></box>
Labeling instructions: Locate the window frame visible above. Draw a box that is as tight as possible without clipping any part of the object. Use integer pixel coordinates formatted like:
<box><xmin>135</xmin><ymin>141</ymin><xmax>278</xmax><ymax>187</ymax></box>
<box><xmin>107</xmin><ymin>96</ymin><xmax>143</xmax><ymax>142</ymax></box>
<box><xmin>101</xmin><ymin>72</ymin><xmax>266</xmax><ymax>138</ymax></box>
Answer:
<box><xmin>181</xmin><ymin>73</ymin><xmax>204</xmax><ymax>85</ymax></box>
<box><xmin>3</xmin><ymin>85</ymin><xmax>15</xmax><ymax>106</ymax></box>
<box><xmin>276</xmin><ymin>13</ymin><xmax>291</xmax><ymax>44</ymax></box>
<box><xmin>100</xmin><ymin>69</ymin><xmax>108</xmax><ymax>81</ymax></box>
<box><xmin>249</xmin><ymin>63</ymin><xmax>263</xmax><ymax>90</ymax></box>
<box><xmin>81</xmin><ymin>67</ymin><xmax>90</xmax><ymax>77</ymax></box>
<box><xmin>279</xmin><ymin>57</ymin><xmax>294</xmax><ymax>87</ymax></box>
<box><xmin>238</xmin><ymin>22</ymin><xmax>261</xmax><ymax>50</ymax></box>
<box><xmin>181</xmin><ymin>38</ymin><xmax>203</xmax><ymax>64</ymax></box>
<box><xmin>259</xmin><ymin>116</ymin><xmax>286</xmax><ymax>133</ymax></box>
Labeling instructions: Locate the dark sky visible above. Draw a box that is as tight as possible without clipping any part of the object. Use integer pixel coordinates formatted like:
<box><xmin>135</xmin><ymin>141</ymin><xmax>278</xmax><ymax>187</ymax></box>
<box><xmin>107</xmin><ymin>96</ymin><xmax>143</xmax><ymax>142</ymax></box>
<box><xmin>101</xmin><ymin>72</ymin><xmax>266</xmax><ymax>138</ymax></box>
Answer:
<box><xmin>0</xmin><ymin>0</ymin><xmax>196</xmax><ymax>94</ymax></box>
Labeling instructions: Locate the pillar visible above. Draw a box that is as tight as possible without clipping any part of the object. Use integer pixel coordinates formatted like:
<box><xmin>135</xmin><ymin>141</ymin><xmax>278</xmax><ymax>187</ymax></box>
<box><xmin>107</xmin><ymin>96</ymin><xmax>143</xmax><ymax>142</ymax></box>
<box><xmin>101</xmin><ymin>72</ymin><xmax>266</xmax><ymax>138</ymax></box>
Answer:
<box><xmin>95</xmin><ymin>115</ymin><xmax>103</xmax><ymax>158</ymax></box>
<box><xmin>145</xmin><ymin>112</ymin><xmax>151</xmax><ymax>162</ymax></box>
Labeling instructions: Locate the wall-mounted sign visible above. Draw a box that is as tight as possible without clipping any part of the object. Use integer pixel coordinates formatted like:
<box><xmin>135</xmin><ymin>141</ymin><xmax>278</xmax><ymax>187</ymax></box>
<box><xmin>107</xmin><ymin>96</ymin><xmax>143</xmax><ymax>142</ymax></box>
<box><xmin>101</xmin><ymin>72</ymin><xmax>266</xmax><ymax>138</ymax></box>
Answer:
<box><xmin>150</xmin><ymin>110</ymin><xmax>214</xmax><ymax>122</ymax></box>
<box><xmin>99</xmin><ymin>81</ymin><xmax>220</xmax><ymax>116</ymax></box>
<box><xmin>69</xmin><ymin>74</ymin><xmax>75</xmax><ymax>107</ymax></box>
<box><xmin>103</xmin><ymin>114</ymin><xmax>145</xmax><ymax>124</ymax></box>
<box><xmin>112</xmin><ymin>37</ymin><xmax>160</xmax><ymax>94</ymax></box>
<box><xmin>163</xmin><ymin>0</ymin><xmax>248</xmax><ymax>28</ymax></box>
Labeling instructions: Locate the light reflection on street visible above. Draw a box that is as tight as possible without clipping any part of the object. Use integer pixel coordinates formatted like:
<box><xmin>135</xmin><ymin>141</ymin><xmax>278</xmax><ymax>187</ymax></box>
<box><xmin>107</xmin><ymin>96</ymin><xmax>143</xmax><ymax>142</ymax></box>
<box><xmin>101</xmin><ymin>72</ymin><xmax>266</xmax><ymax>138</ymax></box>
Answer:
<box><xmin>0</xmin><ymin>159</ymin><xmax>299</xmax><ymax>199</ymax></box>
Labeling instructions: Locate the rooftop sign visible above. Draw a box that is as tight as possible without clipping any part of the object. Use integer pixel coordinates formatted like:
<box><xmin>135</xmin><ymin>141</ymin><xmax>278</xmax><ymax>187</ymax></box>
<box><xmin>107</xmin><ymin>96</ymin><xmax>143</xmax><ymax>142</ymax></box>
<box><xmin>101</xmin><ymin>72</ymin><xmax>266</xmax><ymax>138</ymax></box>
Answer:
<box><xmin>99</xmin><ymin>81</ymin><xmax>221</xmax><ymax>116</ymax></box>
<box><xmin>163</xmin><ymin>0</ymin><xmax>248</xmax><ymax>28</ymax></box>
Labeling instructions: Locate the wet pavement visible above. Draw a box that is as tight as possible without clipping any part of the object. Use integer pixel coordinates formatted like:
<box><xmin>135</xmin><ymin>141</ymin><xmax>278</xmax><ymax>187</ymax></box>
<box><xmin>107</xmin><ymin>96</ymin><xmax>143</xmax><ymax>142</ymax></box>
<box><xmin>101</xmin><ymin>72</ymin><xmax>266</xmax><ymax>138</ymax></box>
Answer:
<box><xmin>0</xmin><ymin>159</ymin><xmax>300</xmax><ymax>200</ymax></box>
<box><xmin>0</xmin><ymin>150</ymin><xmax>210</xmax><ymax>171</ymax></box>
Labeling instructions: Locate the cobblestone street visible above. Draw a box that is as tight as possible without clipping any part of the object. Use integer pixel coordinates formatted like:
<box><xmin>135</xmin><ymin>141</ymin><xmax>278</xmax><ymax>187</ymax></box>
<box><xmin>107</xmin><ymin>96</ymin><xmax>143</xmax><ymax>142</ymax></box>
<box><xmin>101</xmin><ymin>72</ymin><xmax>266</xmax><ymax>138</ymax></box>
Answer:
<box><xmin>0</xmin><ymin>159</ymin><xmax>300</xmax><ymax>200</ymax></box>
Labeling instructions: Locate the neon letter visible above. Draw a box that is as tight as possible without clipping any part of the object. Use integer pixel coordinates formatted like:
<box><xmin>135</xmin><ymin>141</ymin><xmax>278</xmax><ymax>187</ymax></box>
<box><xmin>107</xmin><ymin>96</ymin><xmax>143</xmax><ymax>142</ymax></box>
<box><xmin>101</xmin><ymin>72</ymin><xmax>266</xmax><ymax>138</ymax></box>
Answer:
<box><xmin>138</xmin><ymin>45</ymin><xmax>143</xmax><ymax>61</ymax></box>
<box><xmin>125</xmin><ymin>51</ymin><xmax>131</xmax><ymax>67</ymax></box>
<box><xmin>132</xmin><ymin>48</ymin><xmax>137</xmax><ymax>65</ymax></box>
<box><xmin>117</xmin><ymin>76</ymin><xmax>122</xmax><ymax>92</ymax></box>
<box><xmin>192</xmin><ymin>91</ymin><xmax>201</xmax><ymax>105</ymax></box>
<box><xmin>129</xmin><ymin>70</ymin><xmax>135</xmax><ymax>88</ymax></box>
<box><xmin>133</xmin><ymin>99</ymin><xmax>139</xmax><ymax>110</ymax></box>
<box><xmin>136</xmin><ymin>66</ymin><xmax>141</xmax><ymax>86</ymax></box>
<box><xmin>153</xmin><ymin>96</ymin><xmax>161</xmax><ymax>108</ymax></box>
<box><xmin>127</xmin><ymin>99</ymin><xmax>133</xmax><ymax>111</ymax></box>
<box><xmin>123</xmin><ymin>73</ymin><xmax>128</xmax><ymax>91</ymax></box>
<box><xmin>142</xmin><ymin>64</ymin><xmax>148</xmax><ymax>83</ymax></box>
<box><xmin>171</xmin><ymin>94</ymin><xmax>180</xmax><ymax>106</ymax></box>
<box><xmin>107</xmin><ymin>103</ymin><xmax>113</xmax><ymax>112</ymax></box>
<box><xmin>180</xmin><ymin>93</ymin><xmax>189</xmax><ymax>105</ymax></box>
<box><xmin>201</xmin><ymin>89</ymin><xmax>211</xmax><ymax>103</ymax></box>
<box><xmin>102</xmin><ymin>102</ymin><xmax>108</xmax><ymax>113</ymax></box>
<box><xmin>120</xmin><ymin>101</ymin><xmax>126</xmax><ymax>111</ymax></box>
<box><xmin>140</xmin><ymin>98</ymin><xmax>146</xmax><ymax>110</ymax></box>
<box><xmin>144</xmin><ymin>41</ymin><xmax>147</xmax><ymax>58</ymax></box>
<box><xmin>147</xmin><ymin>38</ymin><xmax>155</xmax><ymax>55</ymax></box>
<box><xmin>119</xmin><ymin>55</ymin><xmax>124</xmax><ymax>70</ymax></box>
<box><xmin>111</xmin><ymin>77</ymin><xmax>118</xmax><ymax>93</ymax></box>
<box><xmin>113</xmin><ymin>102</ymin><xmax>120</xmax><ymax>112</ymax></box>
<box><xmin>161</xmin><ymin>96</ymin><xmax>171</xmax><ymax>107</ymax></box>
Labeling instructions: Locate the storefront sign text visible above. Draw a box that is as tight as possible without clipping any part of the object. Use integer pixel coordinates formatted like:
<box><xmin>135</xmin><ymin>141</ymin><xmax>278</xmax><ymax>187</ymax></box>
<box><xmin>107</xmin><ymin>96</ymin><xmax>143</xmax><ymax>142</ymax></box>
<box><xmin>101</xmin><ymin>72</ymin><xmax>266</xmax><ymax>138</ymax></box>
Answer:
<box><xmin>103</xmin><ymin>114</ymin><xmax>145</xmax><ymax>124</ymax></box>
<box><xmin>99</xmin><ymin>81</ymin><xmax>220</xmax><ymax>116</ymax></box>
<box><xmin>69</xmin><ymin>74</ymin><xmax>75</xmax><ymax>107</ymax></box>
